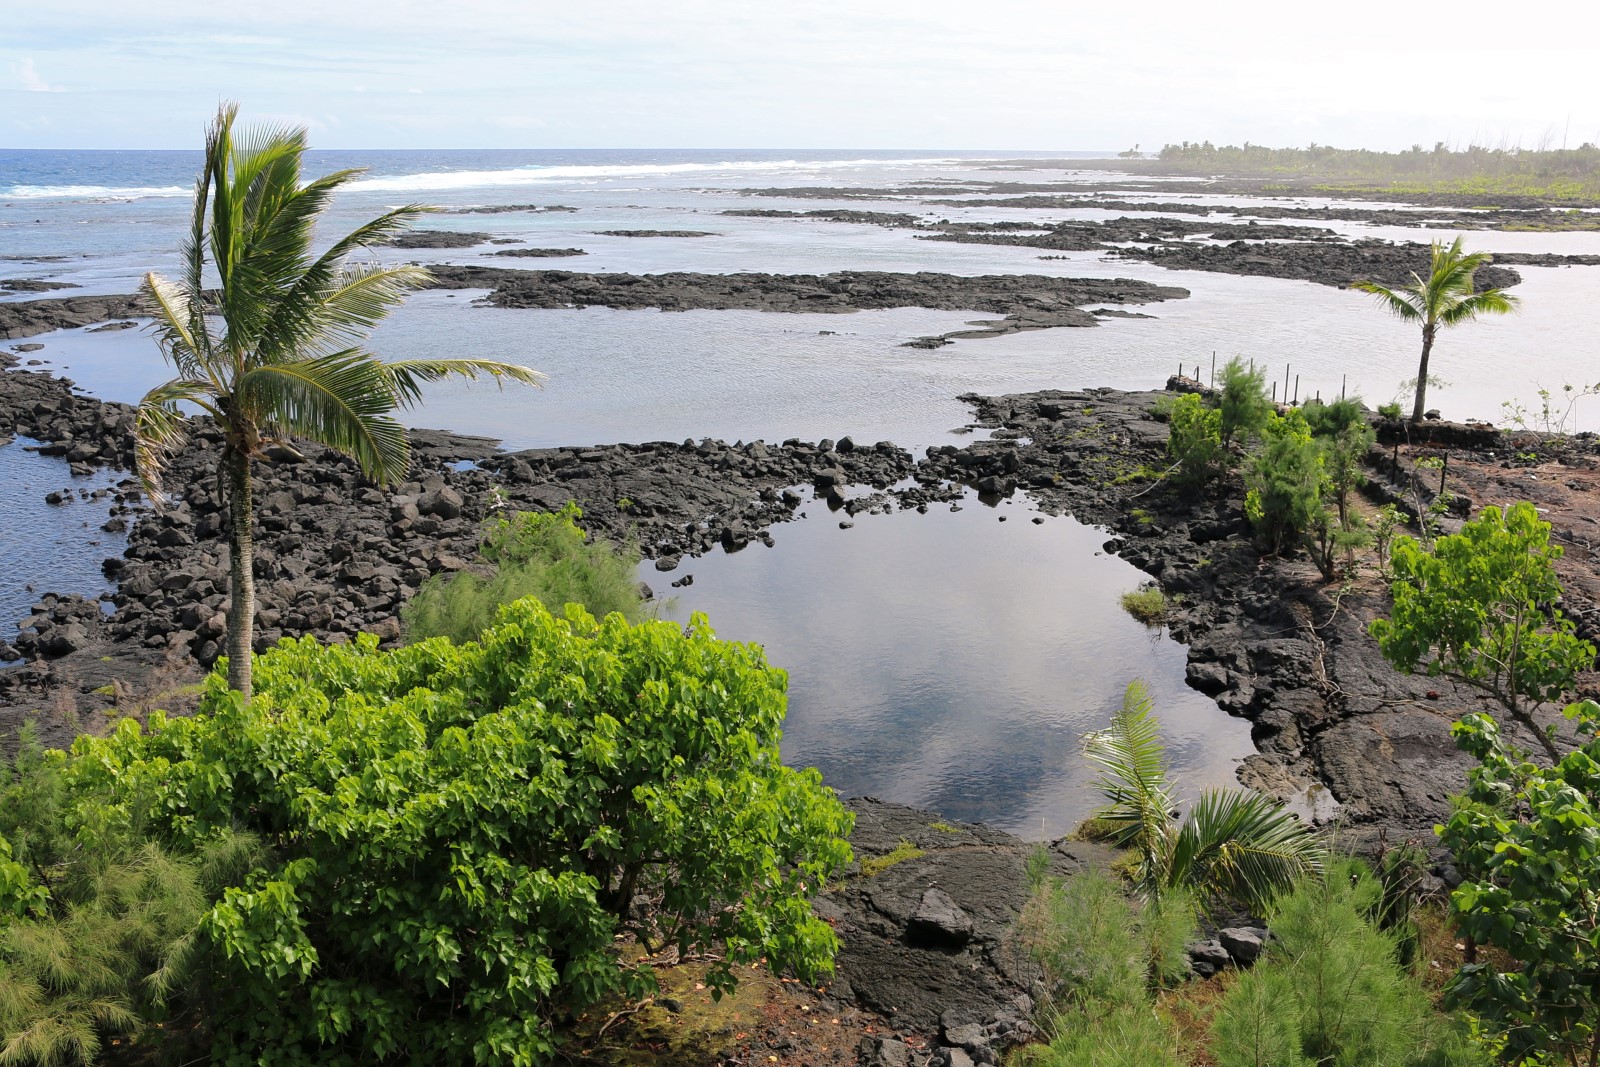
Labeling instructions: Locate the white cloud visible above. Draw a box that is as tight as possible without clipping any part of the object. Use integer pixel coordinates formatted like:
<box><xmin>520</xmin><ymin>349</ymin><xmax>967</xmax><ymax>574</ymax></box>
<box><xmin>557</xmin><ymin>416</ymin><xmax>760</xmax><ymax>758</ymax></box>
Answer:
<box><xmin>10</xmin><ymin>58</ymin><xmax>62</xmax><ymax>92</ymax></box>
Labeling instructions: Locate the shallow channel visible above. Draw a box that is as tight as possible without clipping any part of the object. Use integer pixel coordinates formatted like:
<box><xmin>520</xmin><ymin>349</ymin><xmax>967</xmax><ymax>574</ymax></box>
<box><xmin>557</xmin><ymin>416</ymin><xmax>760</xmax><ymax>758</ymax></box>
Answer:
<box><xmin>643</xmin><ymin>491</ymin><xmax>1254</xmax><ymax>840</ymax></box>
<box><xmin>0</xmin><ymin>437</ymin><xmax>128</xmax><ymax>662</ymax></box>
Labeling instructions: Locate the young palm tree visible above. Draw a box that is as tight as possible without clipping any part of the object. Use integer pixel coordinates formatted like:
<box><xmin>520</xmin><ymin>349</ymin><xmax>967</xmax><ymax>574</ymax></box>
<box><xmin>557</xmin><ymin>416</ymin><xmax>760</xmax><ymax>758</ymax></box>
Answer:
<box><xmin>135</xmin><ymin>105</ymin><xmax>543</xmax><ymax>702</ymax></box>
<box><xmin>1084</xmin><ymin>681</ymin><xmax>1323</xmax><ymax>914</ymax></box>
<box><xmin>1352</xmin><ymin>236</ymin><xmax>1519</xmax><ymax>424</ymax></box>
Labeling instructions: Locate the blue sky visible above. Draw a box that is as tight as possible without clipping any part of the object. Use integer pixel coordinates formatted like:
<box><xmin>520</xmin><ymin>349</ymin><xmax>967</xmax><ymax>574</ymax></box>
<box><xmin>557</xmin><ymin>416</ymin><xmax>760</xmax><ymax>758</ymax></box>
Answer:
<box><xmin>5</xmin><ymin>1</ymin><xmax>1600</xmax><ymax>151</ymax></box>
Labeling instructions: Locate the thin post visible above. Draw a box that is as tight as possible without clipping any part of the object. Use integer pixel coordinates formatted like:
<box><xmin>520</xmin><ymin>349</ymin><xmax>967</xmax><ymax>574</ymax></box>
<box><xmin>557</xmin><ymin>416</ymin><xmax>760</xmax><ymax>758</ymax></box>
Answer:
<box><xmin>1341</xmin><ymin>374</ymin><xmax>1347</xmax><ymax>401</ymax></box>
<box><xmin>1210</xmin><ymin>351</ymin><xmax>1216</xmax><ymax>386</ymax></box>
<box><xmin>1440</xmin><ymin>452</ymin><xmax>1449</xmax><ymax>495</ymax></box>
<box><xmin>1392</xmin><ymin>442</ymin><xmax>1399</xmax><ymax>482</ymax></box>
<box><xmin>1283</xmin><ymin>363</ymin><xmax>1291</xmax><ymax>404</ymax></box>
<box><xmin>1272</xmin><ymin>381</ymin><xmax>1278</xmax><ymax>402</ymax></box>
<box><xmin>1293</xmin><ymin>374</ymin><xmax>1300</xmax><ymax>405</ymax></box>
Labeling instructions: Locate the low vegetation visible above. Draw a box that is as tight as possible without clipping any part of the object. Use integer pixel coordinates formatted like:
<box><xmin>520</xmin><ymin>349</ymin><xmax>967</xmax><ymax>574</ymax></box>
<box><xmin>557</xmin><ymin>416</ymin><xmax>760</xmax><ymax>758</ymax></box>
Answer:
<box><xmin>1162</xmin><ymin>357</ymin><xmax>1375</xmax><ymax>581</ymax></box>
<box><xmin>1018</xmin><ymin>854</ymin><xmax>1483</xmax><ymax>1066</ymax></box>
<box><xmin>402</xmin><ymin>502</ymin><xmax>650</xmax><ymax>643</ymax></box>
<box><xmin>1084</xmin><ymin>681</ymin><xmax>1322</xmax><ymax>914</ymax></box>
<box><xmin>1118</xmin><ymin>584</ymin><xmax>1167</xmax><ymax>626</ymax></box>
<box><xmin>1442</xmin><ymin>695</ymin><xmax>1600</xmax><ymax>1064</ymax></box>
<box><xmin>0</xmin><ymin>600</ymin><xmax>852</xmax><ymax>1065</ymax></box>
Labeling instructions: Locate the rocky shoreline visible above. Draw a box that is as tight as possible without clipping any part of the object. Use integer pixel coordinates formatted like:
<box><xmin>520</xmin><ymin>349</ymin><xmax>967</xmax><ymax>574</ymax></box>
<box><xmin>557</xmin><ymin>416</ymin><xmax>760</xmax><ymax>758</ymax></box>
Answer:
<box><xmin>4</xmin><ymin>353</ymin><xmax>1597</xmax><ymax>1063</ymax></box>
<box><xmin>5</xmin><ymin>355</ymin><xmax>1581</xmax><ymax>849</ymax></box>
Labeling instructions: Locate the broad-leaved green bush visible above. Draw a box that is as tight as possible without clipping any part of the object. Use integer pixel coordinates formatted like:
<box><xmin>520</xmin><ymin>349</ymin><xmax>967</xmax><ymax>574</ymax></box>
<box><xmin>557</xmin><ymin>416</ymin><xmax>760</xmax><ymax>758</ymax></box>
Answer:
<box><xmin>62</xmin><ymin>599</ymin><xmax>852</xmax><ymax>1066</ymax></box>
<box><xmin>1441</xmin><ymin>697</ymin><xmax>1600</xmax><ymax>1064</ymax></box>
<box><xmin>404</xmin><ymin>503</ymin><xmax>648</xmax><ymax>643</ymax></box>
<box><xmin>1371</xmin><ymin>501</ymin><xmax>1594</xmax><ymax>761</ymax></box>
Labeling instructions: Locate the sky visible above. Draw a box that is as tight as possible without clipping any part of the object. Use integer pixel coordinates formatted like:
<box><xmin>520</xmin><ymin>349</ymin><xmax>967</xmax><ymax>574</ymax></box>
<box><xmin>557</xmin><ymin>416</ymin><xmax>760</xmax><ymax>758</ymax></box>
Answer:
<box><xmin>5</xmin><ymin>0</ymin><xmax>1600</xmax><ymax>152</ymax></box>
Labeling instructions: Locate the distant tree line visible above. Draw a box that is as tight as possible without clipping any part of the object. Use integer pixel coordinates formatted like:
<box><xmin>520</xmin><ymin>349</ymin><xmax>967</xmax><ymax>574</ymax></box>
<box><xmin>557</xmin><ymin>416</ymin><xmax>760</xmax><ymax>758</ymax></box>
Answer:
<box><xmin>1132</xmin><ymin>141</ymin><xmax>1600</xmax><ymax>195</ymax></box>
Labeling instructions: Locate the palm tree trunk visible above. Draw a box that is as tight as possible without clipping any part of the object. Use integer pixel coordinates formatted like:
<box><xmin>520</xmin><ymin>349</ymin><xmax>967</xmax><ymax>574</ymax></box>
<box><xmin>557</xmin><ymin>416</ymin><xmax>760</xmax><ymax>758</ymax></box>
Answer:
<box><xmin>225</xmin><ymin>447</ymin><xmax>255</xmax><ymax>703</ymax></box>
<box><xmin>1411</xmin><ymin>325</ymin><xmax>1436</xmax><ymax>424</ymax></box>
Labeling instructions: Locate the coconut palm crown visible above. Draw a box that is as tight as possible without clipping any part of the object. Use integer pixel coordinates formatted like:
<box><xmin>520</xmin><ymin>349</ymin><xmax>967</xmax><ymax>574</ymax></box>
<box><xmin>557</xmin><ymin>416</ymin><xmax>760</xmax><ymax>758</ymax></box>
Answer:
<box><xmin>1352</xmin><ymin>236</ymin><xmax>1519</xmax><ymax>424</ymax></box>
<box><xmin>135</xmin><ymin>104</ymin><xmax>543</xmax><ymax>702</ymax></box>
<box><xmin>1084</xmin><ymin>681</ymin><xmax>1324</xmax><ymax>914</ymax></box>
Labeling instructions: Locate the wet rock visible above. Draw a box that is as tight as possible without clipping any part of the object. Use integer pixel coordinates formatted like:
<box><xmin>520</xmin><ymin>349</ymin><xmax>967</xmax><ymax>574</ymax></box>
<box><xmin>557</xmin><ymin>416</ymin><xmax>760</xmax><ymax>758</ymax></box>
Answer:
<box><xmin>421</xmin><ymin>265</ymin><xmax>1188</xmax><ymax>347</ymax></box>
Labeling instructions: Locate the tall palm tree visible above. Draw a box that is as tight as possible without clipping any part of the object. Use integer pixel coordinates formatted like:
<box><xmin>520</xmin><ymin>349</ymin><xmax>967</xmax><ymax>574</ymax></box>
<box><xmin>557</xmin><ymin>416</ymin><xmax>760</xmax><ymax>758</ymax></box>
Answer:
<box><xmin>1352</xmin><ymin>236</ymin><xmax>1519</xmax><ymax>424</ymax></box>
<box><xmin>135</xmin><ymin>105</ymin><xmax>543</xmax><ymax>703</ymax></box>
<box><xmin>1084</xmin><ymin>681</ymin><xmax>1323</xmax><ymax>914</ymax></box>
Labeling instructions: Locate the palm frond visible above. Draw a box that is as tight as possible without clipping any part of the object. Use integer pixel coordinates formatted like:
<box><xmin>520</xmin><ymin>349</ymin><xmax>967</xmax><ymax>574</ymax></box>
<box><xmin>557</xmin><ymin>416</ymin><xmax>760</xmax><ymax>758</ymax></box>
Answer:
<box><xmin>1349</xmin><ymin>280</ymin><xmax>1424</xmax><ymax>321</ymax></box>
<box><xmin>1168</xmin><ymin>789</ymin><xmax>1323</xmax><ymax>914</ymax></box>
<box><xmin>235</xmin><ymin>351</ymin><xmax>413</xmax><ymax>484</ymax></box>
<box><xmin>1439</xmin><ymin>286</ymin><xmax>1520</xmax><ymax>326</ymax></box>
<box><xmin>138</xmin><ymin>272</ymin><xmax>212</xmax><ymax>382</ymax></box>
<box><xmin>254</xmin><ymin>207</ymin><xmax>434</xmax><ymax>359</ymax></box>
<box><xmin>134</xmin><ymin>379</ymin><xmax>219</xmax><ymax>505</ymax></box>
<box><xmin>256</xmin><ymin>262</ymin><xmax>434</xmax><ymax>364</ymax></box>
<box><xmin>380</xmin><ymin>356</ymin><xmax>547</xmax><ymax>408</ymax></box>
<box><xmin>1084</xmin><ymin>681</ymin><xmax>1176</xmax><ymax>879</ymax></box>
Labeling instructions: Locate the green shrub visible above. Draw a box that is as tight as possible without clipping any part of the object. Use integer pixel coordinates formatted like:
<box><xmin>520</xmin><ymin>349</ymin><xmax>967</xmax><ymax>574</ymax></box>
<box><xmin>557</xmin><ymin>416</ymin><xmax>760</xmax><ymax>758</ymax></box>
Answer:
<box><xmin>403</xmin><ymin>503</ymin><xmax>648</xmax><ymax>644</ymax></box>
<box><xmin>1441</xmin><ymin>697</ymin><xmax>1600</xmax><ymax>1064</ymax></box>
<box><xmin>1211</xmin><ymin>859</ymin><xmax>1490</xmax><ymax>1067</ymax></box>
<box><xmin>1211</xmin><ymin>970</ymin><xmax>1312</xmax><ymax>1067</ymax></box>
<box><xmin>1020</xmin><ymin>1004</ymin><xmax>1183</xmax><ymax>1067</ymax></box>
<box><xmin>1300</xmin><ymin>397</ymin><xmax>1368</xmax><ymax>439</ymax></box>
<box><xmin>1017</xmin><ymin>870</ymin><xmax>1191</xmax><ymax>1066</ymax></box>
<box><xmin>0</xmin><ymin>727</ymin><xmax>258</xmax><ymax>1066</ymax></box>
<box><xmin>1119</xmin><ymin>584</ymin><xmax>1167</xmax><ymax>626</ymax></box>
<box><xmin>1377</xmin><ymin>401</ymin><xmax>1404</xmax><ymax>420</ymax></box>
<box><xmin>1371</xmin><ymin>501</ymin><xmax>1594</xmax><ymax>763</ymax></box>
<box><xmin>64</xmin><ymin>600</ymin><xmax>853</xmax><ymax>1065</ymax></box>
<box><xmin>1218</xmin><ymin>357</ymin><xmax>1274</xmax><ymax>445</ymax></box>
<box><xmin>0</xmin><ymin>833</ymin><xmax>43</xmax><ymax>924</ymax></box>
<box><xmin>1244</xmin><ymin>418</ymin><xmax>1325</xmax><ymax>557</ymax></box>
<box><xmin>1321</xmin><ymin>421</ymin><xmax>1376</xmax><ymax>529</ymax></box>
<box><xmin>1166</xmin><ymin>392</ymin><xmax>1225</xmax><ymax>489</ymax></box>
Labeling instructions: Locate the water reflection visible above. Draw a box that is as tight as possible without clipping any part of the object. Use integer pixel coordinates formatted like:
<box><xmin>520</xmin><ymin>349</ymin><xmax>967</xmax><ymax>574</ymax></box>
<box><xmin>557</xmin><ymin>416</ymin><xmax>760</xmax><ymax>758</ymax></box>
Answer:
<box><xmin>645</xmin><ymin>492</ymin><xmax>1254</xmax><ymax>839</ymax></box>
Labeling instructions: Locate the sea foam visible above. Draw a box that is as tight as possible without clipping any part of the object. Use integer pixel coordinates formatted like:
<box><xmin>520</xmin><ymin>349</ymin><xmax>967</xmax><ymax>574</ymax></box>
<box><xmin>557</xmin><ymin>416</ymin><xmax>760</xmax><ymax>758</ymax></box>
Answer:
<box><xmin>346</xmin><ymin>156</ymin><xmax>968</xmax><ymax>193</ymax></box>
<box><xmin>2</xmin><ymin>184</ymin><xmax>191</xmax><ymax>201</ymax></box>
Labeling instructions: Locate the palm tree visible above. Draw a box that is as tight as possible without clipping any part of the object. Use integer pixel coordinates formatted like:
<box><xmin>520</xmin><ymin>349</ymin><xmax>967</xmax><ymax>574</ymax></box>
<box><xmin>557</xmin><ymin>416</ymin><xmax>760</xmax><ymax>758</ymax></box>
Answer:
<box><xmin>135</xmin><ymin>105</ymin><xmax>543</xmax><ymax>703</ymax></box>
<box><xmin>1352</xmin><ymin>236</ymin><xmax>1519</xmax><ymax>424</ymax></box>
<box><xmin>1084</xmin><ymin>681</ymin><xmax>1324</xmax><ymax>914</ymax></box>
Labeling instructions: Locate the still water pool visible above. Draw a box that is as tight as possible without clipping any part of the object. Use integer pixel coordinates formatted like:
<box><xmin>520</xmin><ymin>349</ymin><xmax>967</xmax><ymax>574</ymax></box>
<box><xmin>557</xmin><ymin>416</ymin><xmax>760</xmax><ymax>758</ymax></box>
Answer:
<box><xmin>643</xmin><ymin>491</ymin><xmax>1253</xmax><ymax>839</ymax></box>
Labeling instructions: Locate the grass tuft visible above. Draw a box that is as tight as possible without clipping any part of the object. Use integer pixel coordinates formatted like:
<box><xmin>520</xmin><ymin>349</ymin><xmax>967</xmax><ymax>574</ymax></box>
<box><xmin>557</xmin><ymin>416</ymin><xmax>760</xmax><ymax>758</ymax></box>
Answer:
<box><xmin>860</xmin><ymin>838</ymin><xmax>925</xmax><ymax>877</ymax></box>
<box><xmin>1119</xmin><ymin>584</ymin><xmax>1167</xmax><ymax>626</ymax></box>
